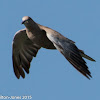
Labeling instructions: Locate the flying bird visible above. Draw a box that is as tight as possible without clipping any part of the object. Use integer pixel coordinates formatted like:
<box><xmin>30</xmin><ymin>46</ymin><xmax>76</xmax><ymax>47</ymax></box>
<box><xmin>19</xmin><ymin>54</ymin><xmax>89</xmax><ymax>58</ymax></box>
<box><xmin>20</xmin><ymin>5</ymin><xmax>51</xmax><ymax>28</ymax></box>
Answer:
<box><xmin>12</xmin><ymin>16</ymin><xmax>95</xmax><ymax>79</ymax></box>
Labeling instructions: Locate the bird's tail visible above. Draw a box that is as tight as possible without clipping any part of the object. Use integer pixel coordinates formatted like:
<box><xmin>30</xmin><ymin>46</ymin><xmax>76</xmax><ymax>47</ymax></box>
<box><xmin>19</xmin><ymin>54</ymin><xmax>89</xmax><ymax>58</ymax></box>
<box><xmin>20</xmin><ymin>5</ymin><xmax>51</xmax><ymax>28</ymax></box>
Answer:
<box><xmin>79</xmin><ymin>50</ymin><xmax>96</xmax><ymax>62</ymax></box>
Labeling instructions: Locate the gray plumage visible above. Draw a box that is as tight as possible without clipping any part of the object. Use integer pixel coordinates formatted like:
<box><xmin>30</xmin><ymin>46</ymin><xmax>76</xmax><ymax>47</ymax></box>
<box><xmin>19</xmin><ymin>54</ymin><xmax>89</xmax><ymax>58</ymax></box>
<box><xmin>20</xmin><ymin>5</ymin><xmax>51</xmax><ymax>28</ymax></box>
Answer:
<box><xmin>12</xmin><ymin>16</ymin><xmax>95</xmax><ymax>79</ymax></box>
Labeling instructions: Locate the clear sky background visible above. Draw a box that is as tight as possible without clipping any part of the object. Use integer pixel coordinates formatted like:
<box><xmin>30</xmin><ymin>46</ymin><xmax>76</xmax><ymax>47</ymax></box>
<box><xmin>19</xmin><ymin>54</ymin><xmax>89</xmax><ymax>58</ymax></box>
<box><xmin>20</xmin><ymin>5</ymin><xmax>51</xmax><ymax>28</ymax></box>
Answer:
<box><xmin>0</xmin><ymin>0</ymin><xmax>99</xmax><ymax>100</ymax></box>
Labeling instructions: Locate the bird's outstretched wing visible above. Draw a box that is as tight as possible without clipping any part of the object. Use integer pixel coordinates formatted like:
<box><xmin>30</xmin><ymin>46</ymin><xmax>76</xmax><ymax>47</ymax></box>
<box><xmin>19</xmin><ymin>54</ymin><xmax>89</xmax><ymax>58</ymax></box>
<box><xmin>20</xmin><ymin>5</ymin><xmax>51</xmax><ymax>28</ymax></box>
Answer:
<box><xmin>12</xmin><ymin>29</ymin><xmax>41</xmax><ymax>79</ymax></box>
<box><xmin>46</xmin><ymin>30</ymin><xmax>92</xmax><ymax>79</ymax></box>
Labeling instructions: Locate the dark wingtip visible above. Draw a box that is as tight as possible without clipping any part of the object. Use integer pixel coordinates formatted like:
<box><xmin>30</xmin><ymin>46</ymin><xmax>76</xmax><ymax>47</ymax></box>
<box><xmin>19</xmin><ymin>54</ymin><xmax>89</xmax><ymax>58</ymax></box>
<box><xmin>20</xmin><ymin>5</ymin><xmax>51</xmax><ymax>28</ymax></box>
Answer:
<box><xmin>16</xmin><ymin>75</ymin><xmax>20</xmax><ymax>79</ymax></box>
<box><xmin>87</xmin><ymin>75</ymin><xmax>92</xmax><ymax>80</ymax></box>
<box><xmin>21</xmin><ymin>75</ymin><xmax>25</xmax><ymax>79</ymax></box>
<box><xmin>16</xmin><ymin>75</ymin><xmax>25</xmax><ymax>79</ymax></box>
<box><xmin>86</xmin><ymin>73</ymin><xmax>92</xmax><ymax>80</ymax></box>
<box><xmin>93</xmin><ymin>59</ymin><xmax>96</xmax><ymax>62</ymax></box>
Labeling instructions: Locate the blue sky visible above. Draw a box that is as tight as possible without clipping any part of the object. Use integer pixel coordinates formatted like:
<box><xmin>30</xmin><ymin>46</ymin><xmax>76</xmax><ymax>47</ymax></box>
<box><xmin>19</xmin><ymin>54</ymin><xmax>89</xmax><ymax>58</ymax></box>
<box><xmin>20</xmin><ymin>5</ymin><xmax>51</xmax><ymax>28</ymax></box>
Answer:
<box><xmin>0</xmin><ymin>0</ymin><xmax>100</xmax><ymax>100</ymax></box>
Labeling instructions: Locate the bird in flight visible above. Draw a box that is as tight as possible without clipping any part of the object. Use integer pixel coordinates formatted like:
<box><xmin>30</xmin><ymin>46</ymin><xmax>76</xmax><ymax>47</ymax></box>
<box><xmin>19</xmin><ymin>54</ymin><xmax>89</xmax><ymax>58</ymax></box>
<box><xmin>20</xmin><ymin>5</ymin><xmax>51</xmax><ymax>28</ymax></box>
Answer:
<box><xmin>12</xmin><ymin>16</ymin><xmax>95</xmax><ymax>79</ymax></box>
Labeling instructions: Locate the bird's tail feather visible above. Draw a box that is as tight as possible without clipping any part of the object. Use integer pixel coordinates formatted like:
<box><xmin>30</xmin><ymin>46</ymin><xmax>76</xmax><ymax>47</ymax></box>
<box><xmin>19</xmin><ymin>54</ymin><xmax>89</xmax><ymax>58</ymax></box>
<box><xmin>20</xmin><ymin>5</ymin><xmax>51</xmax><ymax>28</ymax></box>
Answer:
<box><xmin>79</xmin><ymin>50</ymin><xmax>95</xmax><ymax>62</ymax></box>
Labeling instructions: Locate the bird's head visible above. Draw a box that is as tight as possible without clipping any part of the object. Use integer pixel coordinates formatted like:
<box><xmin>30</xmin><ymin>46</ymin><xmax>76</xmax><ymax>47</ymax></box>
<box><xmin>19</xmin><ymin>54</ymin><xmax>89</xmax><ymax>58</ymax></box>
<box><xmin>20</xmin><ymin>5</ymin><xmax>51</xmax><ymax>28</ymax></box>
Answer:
<box><xmin>22</xmin><ymin>16</ymin><xmax>32</xmax><ymax>25</ymax></box>
<box><xmin>21</xmin><ymin>16</ymin><xmax>40</xmax><ymax>31</ymax></box>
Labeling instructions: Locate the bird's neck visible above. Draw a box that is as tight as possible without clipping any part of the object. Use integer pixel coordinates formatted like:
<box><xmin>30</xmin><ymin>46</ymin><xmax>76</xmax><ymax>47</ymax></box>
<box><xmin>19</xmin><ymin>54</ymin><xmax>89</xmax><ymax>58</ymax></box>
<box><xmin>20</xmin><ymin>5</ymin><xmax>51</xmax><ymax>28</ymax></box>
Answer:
<box><xmin>25</xmin><ymin>23</ymin><xmax>42</xmax><ymax>34</ymax></box>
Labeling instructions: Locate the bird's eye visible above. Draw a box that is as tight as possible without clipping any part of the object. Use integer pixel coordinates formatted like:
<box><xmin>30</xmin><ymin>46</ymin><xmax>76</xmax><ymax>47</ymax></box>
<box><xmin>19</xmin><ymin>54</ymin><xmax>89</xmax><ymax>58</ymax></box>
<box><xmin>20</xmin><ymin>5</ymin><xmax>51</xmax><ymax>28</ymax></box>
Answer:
<box><xmin>26</xmin><ymin>20</ymin><xmax>29</xmax><ymax>23</ymax></box>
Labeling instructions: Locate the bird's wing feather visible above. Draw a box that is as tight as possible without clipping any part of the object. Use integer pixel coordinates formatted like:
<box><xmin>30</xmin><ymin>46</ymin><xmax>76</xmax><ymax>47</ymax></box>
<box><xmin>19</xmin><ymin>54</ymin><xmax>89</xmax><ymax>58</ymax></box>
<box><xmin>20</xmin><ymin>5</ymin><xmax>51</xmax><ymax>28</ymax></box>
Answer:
<box><xmin>46</xmin><ymin>31</ymin><xmax>92</xmax><ymax>79</ymax></box>
<box><xmin>79</xmin><ymin>49</ymin><xmax>95</xmax><ymax>61</ymax></box>
<box><xmin>12</xmin><ymin>29</ymin><xmax>40</xmax><ymax>79</ymax></box>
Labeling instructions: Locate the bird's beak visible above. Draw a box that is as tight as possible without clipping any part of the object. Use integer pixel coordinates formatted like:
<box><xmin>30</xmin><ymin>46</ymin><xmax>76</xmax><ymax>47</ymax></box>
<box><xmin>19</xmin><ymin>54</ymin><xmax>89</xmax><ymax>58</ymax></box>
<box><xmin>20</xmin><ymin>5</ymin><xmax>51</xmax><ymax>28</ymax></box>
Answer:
<box><xmin>21</xmin><ymin>21</ymin><xmax>25</xmax><ymax>24</ymax></box>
